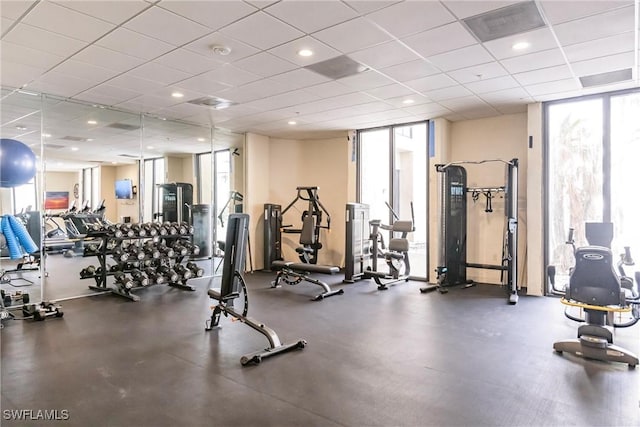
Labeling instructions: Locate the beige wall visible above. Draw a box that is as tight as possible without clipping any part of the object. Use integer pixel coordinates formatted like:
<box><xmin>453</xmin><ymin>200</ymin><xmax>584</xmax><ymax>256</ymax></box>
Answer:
<box><xmin>448</xmin><ymin>113</ymin><xmax>528</xmax><ymax>287</ymax></box>
<box><xmin>44</xmin><ymin>171</ymin><xmax>78</xmax><ymax>210</ymax></box>
<box><xmin>245</xmin><ymin>133</ymin><xmax>271</xmax><ymax>270</ymax></box>
<box><xmin>100</xmin><ymin>165</ymin><xmax>117</xmax><ymax>223</ymax></box>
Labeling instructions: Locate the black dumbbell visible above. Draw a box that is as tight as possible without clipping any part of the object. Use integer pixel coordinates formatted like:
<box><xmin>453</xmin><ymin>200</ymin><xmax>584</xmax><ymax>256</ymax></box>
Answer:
<box><xmin>174</xmin><ymin>264</ymin><xmax>193</xmax><ymax>280</ymax></box>
<box><xmin>186</xmin><ymin>261</ymin><xmax>205</xmax><ymax>278</ymax></box>
<box><xmin>130</xmin><ymin>269</ymin><xmax>149</xmax><ymax>287</ymax></box>
<box><xmin>171</xmin><ymin>243</ymin><xmax>188</xmax><ymax>257</ymax></box>
<box><xmin>183</xmin><ymin>242</ymin><xmax>200</xmax><ymax>256</ymax></box>
<box><xmin>144</xmin><ymin>267</ymin><xmax>165</xmax><ymax>285</ymax></box>
<box><xmin>80</xmin><ymin>265</ymin><xmax>96</xmax><ymax>278</ymax></box>
<box><xmin>112</xmin><ymin>247</ymin><xmax>129</xmax><ymax>262</ymax></box>
<box><xmin>158</xmin><ymin>265</ymin><xmax>179</xmax><ymax>283</ymax></box>
<box><xmin>114</xmin><ymin>271</ymin><xmax>134</xmax><ymax>290</ymax></box>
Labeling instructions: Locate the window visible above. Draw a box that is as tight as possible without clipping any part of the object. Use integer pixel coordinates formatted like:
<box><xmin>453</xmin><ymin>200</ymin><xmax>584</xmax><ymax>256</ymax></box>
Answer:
<box><xmin>142</xmin><ymin>157</ymin><xmax>165</xmax><ymax>222</ymax></box>
<box><xmin>12</xmin><ymin>179</ymin><xmax>37</xmax><ymax>213</ymax></box>
<box><xmin>546</xmin><ymin>89</ymin><xmax>640</xmax><ymax>288</ymax></box>
<box><xmin>357</xmin><ymin>121</ymin><xmax>429</xmax><ymax>280</ymax></box>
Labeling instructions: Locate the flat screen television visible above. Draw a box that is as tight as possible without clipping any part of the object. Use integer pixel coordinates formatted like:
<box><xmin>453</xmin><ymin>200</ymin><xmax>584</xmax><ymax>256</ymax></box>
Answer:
<box><xmin>44</xmin><ymin>191</ymin><xmax>70</xmax><ymax>210</ymax></box>
<box><xmin>115</xmin><ymin>179</ymin><xmax>133</xmax><ymax>199</ymax></box>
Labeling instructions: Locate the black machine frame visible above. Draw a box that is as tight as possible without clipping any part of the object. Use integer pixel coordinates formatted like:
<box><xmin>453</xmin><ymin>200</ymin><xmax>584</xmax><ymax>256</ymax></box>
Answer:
<box><xmin>206</xmin><ymin>213</ymin><xmax>306</xmax><ymax>365</ymax></box>
<box><xmin>421</xmin><ymin>159</ymin><xmax>519</xmax><ymax>304</ymax></box>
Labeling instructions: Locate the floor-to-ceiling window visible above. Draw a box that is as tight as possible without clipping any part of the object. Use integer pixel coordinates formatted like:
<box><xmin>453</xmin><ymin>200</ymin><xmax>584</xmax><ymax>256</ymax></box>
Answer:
<box><xmin>358</xmin><ymin>121</ymin><xmax>428</xmax><ymax>280</ymax></box>
<box><xmin>546</xmin><ymin>89</ymin><xmax>640</xmax><ymax>290</ymax></box>
<box><xmin>142</xmin><ymin>157</ymin><xmax>164</xmax><ymax>221</ymax></box>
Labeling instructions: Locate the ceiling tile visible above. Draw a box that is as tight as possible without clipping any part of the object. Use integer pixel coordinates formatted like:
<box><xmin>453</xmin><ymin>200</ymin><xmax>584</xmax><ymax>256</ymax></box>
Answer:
<box><xmin>22</xmin><ymin>1</ymin><xmax>115</xmax><ymax>42</ymax></box>
<box><xmin>183</xmin><ymin>31</ymin><xmax>260</xmax><ymax>63</ymax></box>
<box><xmin>403</xmin><ymin>102</ymin><xmax>450</xmax><ymax>116</ymax></box>
<box><xmin>464</xmin><ymin>75</ymin><xmax>520</xmax><ymax>94</ymax></box>
<box><xmin>303</xmin><ymin>81</ymin><xmax>355</xmax><ymax>99</ymax></box>
<box><xmin>366</xmin><ymin>1</ymin><xmax>455</xmax><ymax>38</ymax></box>
<box><xmin>50</xmin><ymin>60</ymin><xmax>119</xmax><ymax>83</ymax></box>
<box><xmin>27</xmin><ymin>72</ymin><xmax>97</xmax><ymax>97</ymax></box>
<box><xmin>126</xmin><ymin>62</ymin><xmax>192</xmax><ymax>85</ymax></box>
<box><xmin>447</xmin><ymin>61</ymin><xmax>509</xmax><ymax>83</ymax></box>
<box><xmin>219</xmin><ymin>11</ymin><xmax>304</xmax><ymax>50</ymax></box>
<box><xmin>3</xmin><ymin>23</ymin><xmax>88</xmax><ymax>57</ymax></box>
<box><xmin>243</xmin><ymin>89</ymin><xmax>321</xmax><ymax>111</ymax></box>
<box><xmin>405</xmin><ymin>74</ymin><xmax>457</xmax><ymax>92</ymax></box>
<box><xmin>364</xmin><ymin>84</ymin><xmax>416</xmax><ymax>100</ymax></box>
<box><xmin>268</xmin><ymin>68</ymin><xmax>331</xmax><ymax>91</ymax></box>
<box><xmin>217</xmin><ymin>79</ymin><xmax>292</xmax><ymax>103</ymax></box>
<box><xmin>1</xmin><ymin>0</ymin><xmax>37</xmax><ymax>19</ymax></box>
<box><xmin>439</xmin><ymin>95</ymin><xmax>489</xmax><ymax>110</ymax></box>
<box><xmin>154</xmin><ymin>48</ymin><xmax>224</xmax><ymax>74</ymax></box>
<box><xmin>540</xmin><ymin>0</ymin><xmax>632</xmax><ymax>24</ymax></box>
<box><xmin>313</xmin><ymin>17</ymin><xmax>392</xmax><ymax>53</ymax></box>
<box><xmin>158</xmin><ymin>0</ymin><xmax>257</xmax><ymax>30</ymax></box>
<box><xmin>265</xmin><ymin>1</ymin><xmax>357</xmax><ymax>33</ymax></box>
<box><xmin>171</xmin><ymin>74</ymin><xmax>232</xmax><ymax>96</ymax></box>
<box><xmin>342</xmin><ymin>1</ymin><xmax>400</xmax><ymax>15</ymax></box>
<box><xmin>0</xmin><ymin>61</ymin><xmax>46</xmax><ymax>88</ymax></box>
<box><xmin>441</xmin><ymin>1</ymin><xmax>521</xmax><ymax>19</ymax></box>
<box><xmin>428</xmin><ymin>44</ymin><xmax>493</xmax><ymax>71</ymax></box>
<box><xmin>564</xmin><ymin>31</ymin><xmax>636</xmax><ymax>63</ymax></box>
<box><xmin>379</xmin><ymin>59</ymin><xmax>440</xmax><ymax>82</ymax></box>
<box><xmin>233</xmin><ymin>52</ymin><xmax>298</xmax><ymax>78</ymax></box>
<box><xmin>198</xmin><ymin>65</ymin><xmax>262</xmax><ymax>87</ymax></box>
<box><xmin>1</xmin><ymin>17</ymin><xmax>15</xmax><ymax>36</ymax></box>
<box><xmin>245</xmin><ymin>1</ymin><xmax>279</xmax><ymax>9</ymax></box>
<box><xmin>96</xmin><ymin>28</ymin><xmax>175</xmax><ymax>60</ymax></box>
<box><xmin>338</xmin><ymin>70</ymin><xmax>395</xmax><ymax>91</ymax></box>
<box><xmin>72</xmin><ymin>45</ymin><xmax>145</xmax><ymax>74</ymax></box>
<box><xmin>512</xmin><ymin>65</ymin><xmax>574</xmax><ymax>86</ymax></box>
<box><xmin>495</xmin><ymin>104</ymin><xmax>527</xmax><ymax>114</ymax></box>
<box><xmin>552</xmin><ymin>5</ymin><xmax>635</xmax><ymax>46</ymax></box>
<box><xmin>124</xmin><ymin>5</ymin><xmax>211</xmax><ymax>46</ymax></box>
<box><xmin>425</xmin><ymin>85</ymin><xmax>473</xmax><ymax>101</ymax></box>
<box><xmin>77</xmin><ymin>84</ymin><xmax>143</xmax><ymax>105</ymax></box>
<box><xmin>402</xmin><ymin>22</ymin><xmax>476</xmax><ymax>58</ymax></box>
<box><xmin>0</xmin><ymin>41</ymin><xmax>64</xmax><ymax>70</ymax></box>
<box><xmin>500</xmin><ymin>48</ymin><xmax>566</xmax><ymax>74</ymax></box>
<box><xmin>524</xmin><ymin>78</ymin><xmax>580</xmax><ymax>96</ymax></box>
<box><xmin>106</xmin><ymin>74</ymin><xmax>165</xmax><ymax>93</ymax></box>
<box><xmin>349</xmin><ymin>40</ymin><xmax>421</xmax><ymax>70</ymax></box>
<box><xmin>571</xmin><ymin>51</ymin><xmax>635</xmax><ymax>77</ymax></box>
<box><xmin>483</xmin><ymin>27</ymin><xmax>558</xmax><ymax>60</ymax></box>
<box><xmin>480</xmin><ymin>87</ymin><xmax>532</xmax><ymax>103</ymax></box>
<box><xmin>268</xmin><ymin>36</ymin><xmax>341</xmax><ymax>67</ymax></box>
<box><xmin>384</xmin><ymin>93</ymin><xmax>431</xmax><ymax>108</ymax></box>
<box><xmin>53</xmin><ymin>0</ymin><xmax>150</xmax><ymax>25</ymax></box>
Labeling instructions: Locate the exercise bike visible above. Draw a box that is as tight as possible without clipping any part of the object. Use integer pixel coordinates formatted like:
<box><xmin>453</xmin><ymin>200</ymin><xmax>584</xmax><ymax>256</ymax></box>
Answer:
<box><xmin>548</xmin><ymin>223</ymin><xmax>640</xmax><ymax>367</ymax></box>
<box><xmin>363</xmin><ymin>202</ymin><xmax>414</xmax><ymax>290</ymax></box>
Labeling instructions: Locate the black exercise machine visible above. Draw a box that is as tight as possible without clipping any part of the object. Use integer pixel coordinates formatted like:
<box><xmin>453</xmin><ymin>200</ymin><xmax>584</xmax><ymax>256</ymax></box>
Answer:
<box><xmin>548</xmin><ymin>223</ymin><xmax>639</xmax><ymax>367</ymax></box>
<box><xmin>206</xmin><ymin>213</ymin><xmax>306</xmax><ymax>365</ymax></box>
<box><xmin>156</xmin><ymin>182</ymin><xmax>193</xmax><ymax>224</ymax></box>
<box><xmin>421</xmin><ymin>159</ymin><xmax>519</xmax><ymax>304</ymax></box>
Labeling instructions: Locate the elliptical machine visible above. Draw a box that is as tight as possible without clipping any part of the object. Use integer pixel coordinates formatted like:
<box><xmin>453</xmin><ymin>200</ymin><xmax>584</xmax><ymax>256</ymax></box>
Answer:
<box><xmin>363</xmin><ymin>202</ymin><xmax>414</xmax><ymax>290</ymax></box>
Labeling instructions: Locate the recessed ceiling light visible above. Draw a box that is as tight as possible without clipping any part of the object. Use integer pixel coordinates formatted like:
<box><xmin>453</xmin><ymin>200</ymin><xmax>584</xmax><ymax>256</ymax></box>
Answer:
<box><xmin>211</xmin><ymin>45</ymin><xmax>232</xmax><ymax>56</ymax></box>
<box><xmin>87</xmin><ymin>120</ymin><xmax>97</xmax><ymax>125</ymax></box>
<box><xmin>16</xmin><ymin>125</ymin><xmax>27</xmax><ymax>130</ymax></box>
<box><xmin>86</xmin><ymin>138</ymin><xmax>94</xmax><ymax>142</ymax></box>
<box><xmin>288</xmin><ymin>120</ymin><xmax>297</xmax><ymax>125</ymax></box>
<box><xmin>512</xmin><ymin>41</ymin><xmax>530</xmax><ymax>50</ymax></box>
<box><xmin>147</xmin><ymin>146</ymin><xmax>154</xmax><ymax>150</ymax></box>
<box><xmin>71</xmin><ymin>147</ymin><xmax>79</xmax><ymax>151</ymax></box>
<box><xmin>298</xmin><ymin>49</ymin><xmax>313</xmax><ymax>57</ymax></box>
<box><xmin>402</xmin><ymin>99</ymin><xmax>415</xmax><ymax>105</ymax></box>
<box><xmin>171</xmin><ymin>92</ymin><xmax>184</xmax><ymax>98</ymax></box>
<box><xmin>197</xmin><ymin>137</ymin><xmax>205</xmax><ymax>142</ymax></box>
<box><xmin>42</xmin><ymin>133</ymin><xmax>51</xmax><ymax>138</ymax></box>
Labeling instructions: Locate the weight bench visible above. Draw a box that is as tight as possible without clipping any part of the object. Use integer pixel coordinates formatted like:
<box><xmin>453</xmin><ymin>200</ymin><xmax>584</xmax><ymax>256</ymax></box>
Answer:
<box><xmin>271</xmin><ymin>260</ymin><xmax>344</xmax><ymax>301</ymax></box>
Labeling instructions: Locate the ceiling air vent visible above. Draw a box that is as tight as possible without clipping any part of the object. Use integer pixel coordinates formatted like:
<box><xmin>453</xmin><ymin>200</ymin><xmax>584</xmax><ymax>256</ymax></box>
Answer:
<box><xmin>107</xmin><ymin>122</ymin><xmax>141</xmax><ymax>131</ymax></box>
<box><xmin>463</xmin><ymin>1</ymin><xmax>546</xmax><ymax>42</ymax></box>
<box><xmin>188</xmin><ymin>96</ymin><xmax>235</xmax><ymax>110</ymax></box>
<box><xmin>304</xmin><ymin>55</ymin><xmax>369</xmax><ymax>80</ymax></box>
<box><xmin>579</xmin><ymin>68</ymin><xmax>633</xmax><ymax>88</ymax></box>
<box><xmin>118</xmin><ymin>153</ymin><xmax>139</xmax><ymax>158</ymax></box>
<box><xmin>60</xmin><ymin>136</ymin><xmax>90</xmax><ymax>142</ymax></box>
<box><xmin>45</xmin><ymin>144</ymin><xmax>66</xmax><ymax>149</ymax></box>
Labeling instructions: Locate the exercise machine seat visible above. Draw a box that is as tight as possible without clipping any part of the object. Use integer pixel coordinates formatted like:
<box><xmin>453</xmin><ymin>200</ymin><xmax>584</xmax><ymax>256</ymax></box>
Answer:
<box><xmin>272</xmin><ymin>260</ymin><xmax>338</xmax><ymax>275</ymax></box>
<box><xmin>392</xmin><ymin>220</ymin><xmax>413</xmax><ymax>233</ymax></box>
<box><xmin>568</xmin><ymin>246</ymin><xmax>625</xmax><ymax>307</ymax></box>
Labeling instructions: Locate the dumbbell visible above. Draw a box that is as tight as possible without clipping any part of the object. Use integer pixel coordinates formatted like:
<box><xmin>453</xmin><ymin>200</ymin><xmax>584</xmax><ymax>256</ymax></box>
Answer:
<box><xmin>158</xmin><ymin>265</ymin><xmax>179</xmax><ymax>283</ymax></box>
<box><xmin>181</xmin><ymin>222</ymin><xmax>194</xmax><ymax>235</ymax></box>
<box><xmin>84</xmin><ymin>242</ymin><xmax>101</xmax><ymax>255</ymax></box>
<box><xmin>174</xmin><ymin>264</ymin><xmax>193</xmax><ymax>280</ymax></box>
<box><xmin>114</xmin><ymin>271</ymin><xmax>135</xmax><ymax>290</ymax></box>
<box><xmin>163</xmin><ymin>222</ymin><xmax>178</xmax><ymax>235</ymax></box>
<box><xmin>171</xmin><ymin>243</ymin><xmax>188</xmax><ymax>257</ymax></box>
<box><xmin>183</xmin><ymin>242</ymin><xmax>201</xmax><ymax>256</ymax></box>
<box><xmin>120</xmin><ymin>223</ymin><xmax>135</xmax><ymax>238</ymax></box>
<box><xmin>112</xmin><ymin>247</ymin><xmax>129</xmax><ymax>262</ymax></box>
<box><xmin>109</xmin><ymin>264</ymin><xmax>122</xmax><ymax>273</ymax></box>
<box><xmin>130</xmin><ymin>269</ymin><xmax>149</xmax><ymax>287</ymax></box>
<box><xmin>127</xmin><ymin>246</ymin><xmax>146</xmax><ymax>261</ymax></box>
<box><xmin>132</xmin><ymin>223</ymin><xmax>146</xmax><ymax>237</ymax></box>
<box><xmin>186</xmin><ymin>261</ymin><xmax>205</xmax><ymax>278</ymax></box>
<box><xmin>80</xmin><ymin>265</ymin><xmax>96</xmax><ymax>278</ymax></box>
<box><xmin>158</xmin><ymin>245</ymin><xmax>175</xmax><ymax>258</ymax></box>
<box><xmin>142</xmin><ymin>223</ymin><xmax>157</xmax><ymax>237</ymax></box>
<box><xmin>144</xmin><ymin>267</ymin><xmax>165</xmax><ymax>285</ymax></box>
<box><xmin>106</xmin><ymin>239</ymin><xmax>118</xmax><ymax>251</ymax></box>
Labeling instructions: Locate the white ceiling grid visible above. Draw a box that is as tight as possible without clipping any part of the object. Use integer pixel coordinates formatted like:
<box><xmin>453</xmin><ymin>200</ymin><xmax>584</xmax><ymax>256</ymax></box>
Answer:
<box><xmin>0</xmin><ymin>0</ymin><xmax>637</xmax><ymax>144</ymax></box>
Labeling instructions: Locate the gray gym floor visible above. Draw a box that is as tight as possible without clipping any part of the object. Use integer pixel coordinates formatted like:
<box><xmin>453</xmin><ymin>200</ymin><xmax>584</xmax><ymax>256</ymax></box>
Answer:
<box><xmin>1</xmin><ymin>273</ymin><xmax>639</xmax><ymax>427</ymax></box>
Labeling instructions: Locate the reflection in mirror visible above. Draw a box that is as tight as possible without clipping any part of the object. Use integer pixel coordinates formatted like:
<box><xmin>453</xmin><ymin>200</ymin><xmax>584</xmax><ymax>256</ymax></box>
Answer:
<box><xmin>41</xmin><ymin>95</ymin><xmax>142</xmax><ymax>301</ymax></box>
<box><xmin>0</xmin><ymin>89</ymin><xmax>43</xmax><ymax>309</ymax></box>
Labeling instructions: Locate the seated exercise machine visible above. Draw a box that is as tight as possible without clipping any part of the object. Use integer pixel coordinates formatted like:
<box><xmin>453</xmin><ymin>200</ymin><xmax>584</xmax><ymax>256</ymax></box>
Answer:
<box><xmin>420</xmin><ymin>159</ymin><xmax>519</xmax><ymax>304</ymax></box>
<box><xmin>264</xmin><ymin>187</ymin><xmax>343</xmax><ymax>300</ymax></box>
<box><xmin>363</xmin><ymin>202</ymin><xmax>415</xmax><ymax>290</ymax></box>
<box><xmin>548</xmin><ymin>223</ymin><xmax>639</xmax><ymax>367</ymax></box>
<box><xmin>206</xmin><ymin>213</ymin><xmax>306</xmax><ymax>365</ymax></box>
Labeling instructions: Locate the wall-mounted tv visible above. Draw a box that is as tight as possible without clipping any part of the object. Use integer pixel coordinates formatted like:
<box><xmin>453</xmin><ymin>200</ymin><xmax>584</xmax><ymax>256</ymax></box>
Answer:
<box><xmin>115</xmin><ymin>179</ymin><xmax>134</xmax><ymax>199</ymax></box>
<box><xmin>44</xmin><ymin>191</ymin><xmax>70</xmax><ymax>210</ymax></box>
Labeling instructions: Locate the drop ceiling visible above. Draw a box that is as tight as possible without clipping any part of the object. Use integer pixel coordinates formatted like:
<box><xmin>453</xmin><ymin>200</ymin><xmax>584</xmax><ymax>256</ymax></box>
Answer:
<box><xmin>1</xmin><ymin>0</ymin><xmax>639</xmax><ymax>144</ymax></box>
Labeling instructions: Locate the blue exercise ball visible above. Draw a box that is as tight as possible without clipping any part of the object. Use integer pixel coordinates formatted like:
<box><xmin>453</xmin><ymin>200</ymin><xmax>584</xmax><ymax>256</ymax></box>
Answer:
<box><xmin>0</xmin><ymin>138</ymin><xmax>36</xmax><ymax>188</ymax></box>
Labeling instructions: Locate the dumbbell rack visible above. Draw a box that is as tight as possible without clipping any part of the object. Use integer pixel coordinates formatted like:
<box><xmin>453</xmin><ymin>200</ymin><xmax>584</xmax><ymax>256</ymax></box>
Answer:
<box><xmin>81</xmin><ymin>225</ymin><xmax>197</xmax><ymax>301</ymax></box>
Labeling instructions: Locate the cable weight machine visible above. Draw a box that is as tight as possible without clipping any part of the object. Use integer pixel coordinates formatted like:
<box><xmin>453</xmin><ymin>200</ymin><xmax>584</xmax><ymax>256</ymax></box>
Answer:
<box><xmin>421</xmin><ymin>158</ymin><xmax>519</xmax><ymax>305</ymax></box>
